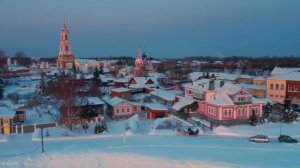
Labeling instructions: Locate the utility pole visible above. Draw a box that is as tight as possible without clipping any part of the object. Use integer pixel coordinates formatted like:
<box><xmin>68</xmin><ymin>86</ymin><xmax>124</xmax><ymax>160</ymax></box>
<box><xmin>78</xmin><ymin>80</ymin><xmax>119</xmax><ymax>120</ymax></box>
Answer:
<box><xmin>41</xmin><ymin>128</ymin><xmax>45</xmax><ymax>153</ymax></box>
<box><xmin>279</xmin><ymin>122</ymin><xmax>282</xmax><ymax>136</ymax></box>
<box><xmin>123</xmin><ymin>133</ymin><xmax>126</xmax><ymax>144</ymax></box>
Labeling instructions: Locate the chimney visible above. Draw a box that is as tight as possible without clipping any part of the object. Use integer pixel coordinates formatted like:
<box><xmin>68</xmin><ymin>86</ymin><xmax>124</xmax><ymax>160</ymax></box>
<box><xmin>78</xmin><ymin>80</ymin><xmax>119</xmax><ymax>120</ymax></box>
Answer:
<box><xmin>220</xmin><ymin>80</ymin><xmax>225</xmax><ymax>87</ymax></box>
<box><xmin>209</xmin><ymin>80</ymin><xmax>215</xmax><ymax>91</ymax></box>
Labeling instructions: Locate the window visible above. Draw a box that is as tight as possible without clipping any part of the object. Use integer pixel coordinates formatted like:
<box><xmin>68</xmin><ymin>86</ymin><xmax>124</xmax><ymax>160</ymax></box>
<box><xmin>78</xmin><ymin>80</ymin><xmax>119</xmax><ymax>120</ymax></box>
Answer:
<box><xmin>288</xmin><ymin>85</ymin><xmax>293</xmax><ymax>91</ymax></box>
<box><xmin>238</xmin><ymin>108</ymin><xmax>246</xmax><ymax>117</ymax></box>
<box><xmin>188</xmin><ymin>90</ymin><xmax>192</xmax><ymax>95</ymax></box>
<box><xmin>122</xmin><ymin>108</ymin><xmax>124</xmax><ymax>113</ymax></box>
<box><xmin>275</xmin><ymin>95</ymin><xmax>278</xmax><ymax>98</ymax></box>
<box><xmin>117</xmin><ymin>109</ymin><xmax>119</xmax><ymax>113</ymax></box>
<box><xmin>224</xmin><ymin>109</ymin><xmax>232</xmax><ymax>117</ymax></box>
<box><xmin>228</xmin><ymin>110</ymin><xmax>232</xmax><ymax>116</ymax></box>
<box><xmin>281</xmin><ymin>84</ymin><xmax>284</xmax><ymax>90</ymax></box>
<box><xmin>208</xmin><ymin>107</ymin><xmax>217</xmax><ymax>116</ymax></box>
<box><xmin>66</xmin><ymin>45</ymin><xmax>69</xmax><ymax>52</ymax></box>
<box><xmin>251</xmin><ymin>108</ymin><xmax>259</xmax><ymax>115</ymax></box>
<box><xmin>65</xmin><ymin>34</ymin><xmax>68</xmax><ymax>40</ymax></box>
<box><xmin>270</xmin><ymin>84</ymin><xmax>274</xmax><ymax>90</ymax></box>
<box><xmin>270</xmin><ymin>94</ymin><xmax>273</xmax><ymax>97</ymax></box>
<box><xmin>276</xmin><ymin>84</ymin><xmax>279</xmax><ymax>90</ymax></box>
<box><xmin>294</xmin><ymin>85</ymin><xmax>298</xmax><ymax>92</ymax></box>
<box><xmin>127</xmin><ymin>108</ymin><xmax>129</xmax><ymax>112</ymax></box>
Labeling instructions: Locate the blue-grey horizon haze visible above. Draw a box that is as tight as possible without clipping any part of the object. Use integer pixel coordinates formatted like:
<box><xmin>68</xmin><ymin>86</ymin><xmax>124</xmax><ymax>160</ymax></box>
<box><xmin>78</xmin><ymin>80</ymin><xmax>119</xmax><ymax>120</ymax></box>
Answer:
<box><xmin>0</xmin><ymin>0</ymin><xmax>300</xmax><ymax>58</ymax></box>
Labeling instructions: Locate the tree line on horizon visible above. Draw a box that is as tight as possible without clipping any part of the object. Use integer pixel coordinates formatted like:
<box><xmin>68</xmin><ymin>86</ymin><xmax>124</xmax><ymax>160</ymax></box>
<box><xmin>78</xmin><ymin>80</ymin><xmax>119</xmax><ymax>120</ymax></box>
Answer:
<box><xmin>1</xmin><ymin>50</ymin><xmax>300</xmax><ymax>70</ymax></box>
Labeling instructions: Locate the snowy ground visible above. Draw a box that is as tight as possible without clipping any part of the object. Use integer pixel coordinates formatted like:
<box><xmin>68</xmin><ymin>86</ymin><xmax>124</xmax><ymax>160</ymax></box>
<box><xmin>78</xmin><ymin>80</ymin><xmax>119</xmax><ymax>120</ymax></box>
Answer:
<box><xmin>32</xmin><ymin>115</ymin><xmax>191</xmax><ymax>141</ymax></box>
<box><xmin>1</xmin><ymin>133</ymin><xmax>300</xmax><ymax>168</ymax></box>
<box><xmin>213</xmin><ymin>121</ymin><xmax>300</xmax><ymax>138</ymax></box>
<box><xmin>2</xmin><ymin>115</ymin><xmax>300</xmax><ymax>168</ymax></box>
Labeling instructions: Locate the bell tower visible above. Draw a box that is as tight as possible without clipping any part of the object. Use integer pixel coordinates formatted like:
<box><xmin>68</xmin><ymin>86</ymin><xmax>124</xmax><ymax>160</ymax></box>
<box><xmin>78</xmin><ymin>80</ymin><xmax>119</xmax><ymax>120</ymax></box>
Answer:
<box><xmin>56</xmin><ymin>18</ymin><xmax>75</xmax><ymax>69</ymax></box>
<box><xmin>134</xmin><ymin>48</ymin><xmax>147</xmax><ymax>77</ymax></box>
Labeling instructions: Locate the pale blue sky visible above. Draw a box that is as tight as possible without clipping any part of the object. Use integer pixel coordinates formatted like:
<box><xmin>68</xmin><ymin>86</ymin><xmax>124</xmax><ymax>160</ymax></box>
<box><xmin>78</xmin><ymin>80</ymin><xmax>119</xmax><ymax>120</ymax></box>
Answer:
<box><xmin>0</xmin><ymin>0</ymin><xmax>299</xmax><ymax>58</ymax></box>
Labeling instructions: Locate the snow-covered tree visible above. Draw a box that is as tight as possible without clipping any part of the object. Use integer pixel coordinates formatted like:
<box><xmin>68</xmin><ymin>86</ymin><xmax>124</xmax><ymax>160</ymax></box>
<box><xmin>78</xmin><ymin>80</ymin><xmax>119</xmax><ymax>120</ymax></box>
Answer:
<box><xmin>263</xmin><ymin>102</ymin><xmax>272</xmax><ymax>119</ymax></box>
<box><xmin>79</xmin><ymin>103</ymin><xmax>98</xmax><ymax>121</ymax></box>
<box><xmin>7</xmin><ymin>92</ymin><xmax>20</xmax><ymax>104</ymax></box>
<box><xmin>249</xmin><ymin>109</ymin><xmax>258</xmax><ymax>126</ymax></box>
<box><xmin>86</xmin><ymin>67</ymin><xmax>102</xmax><ymax>97</ymax></box>
<box><xmin>82</xmin><ymin>122</ymin><xmax>89</xmax><ymax>133</ymax></box>
<box><xmin>94</xmin><ymin>121</ymin><xmax>108</xmax><ymax>134</ymax></box>
<box><xmin>281</xmin><ymin>96</ymin><xmax>299</xmax><ymax>123</ymax></box>
<box><xmin>0</xmin><ymin>83</ymin><xmax>3</xmax><ymax>100</ymax></box>
<box><xmin>38</xmin><ymin>73</ymin><xmax>47</xmax><ymax>94</ymax></box>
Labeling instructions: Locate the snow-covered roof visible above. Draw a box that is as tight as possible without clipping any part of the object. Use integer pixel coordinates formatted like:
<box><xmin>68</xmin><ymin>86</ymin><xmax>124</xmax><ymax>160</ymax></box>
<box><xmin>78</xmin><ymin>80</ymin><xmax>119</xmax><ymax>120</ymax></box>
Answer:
<box><xmin>76</xmin><ymin>59</ymin><xmax>98</xmax><ymax>64</ymax></box>
<box><xmin>105</xmin><ymin>97</ymin><xmax>138</xmax><ymax>107</ymax></box>
<box><xmin>111</xmin><ymin>87</ymin><xmax>131</xmax><ymax>93</ymax></box>
<box><xmin>188</xmin><ymin>72</ymin><xmax>205</xmax><ymax>82</ymax></box>
<box><xmin>172</xmin><ymin>97</ymin><xmax>195</xmax><ymax>111</ymax></box>
<box><xmin>239</xmin><ymin>75</ymin><xmax>255</xmax><ymax>79</ymax></box>
<box><xmin>253</xmin><ymin>76</ymin><xmax>266</xmax><ymax>80</ymax></box>
<box><xmin>100</xmin><ymin>74</ymin><xmax>114</xmax><ymax>83</ymax></box>
<box><xmin>268</xmin><ymin>71</ymin><xmax>300</xmax><ymax>81</ymax></box>
<box><xmin>207</xmin><ymin>83</ymin><xmax>257</xmax><ymax>106</ymax></box>
<box><xmin>150</xmin><ymin>89</ymin><xmax>177</xmax><ymax>101</ymax></box>
<box><xmin>106</xmin><ymin>97</ymin><xmax>125</xmax><ymax>106</ymax></box>
<box><xmin>151</xmin><ymin>60</ymin><xmax>162</xmax><ymax>64</ymax></box>
<box><xmin>114</xmin><ymin>76</ymin><xmax>132</xmax><ymax>83</ymax></box>
<box><xmin>183</xmin><ymin>79</ymin><xmax>225</xmax><ymax>93</ymax></box>
<box><xmin>217</xmin><ymin>83</ymin><xmax>249</xmax><ymax>95</ymax></box>
<box><xmin>254</xmin><ymin>98</ymin><xmax>273</xmax><ymax>105</ymax></box>
<box><xmin>129</xmin><ymin>77</ymin><xmax>159</xmax><ymax>89</ymax></box>
<box><xmin>208</xmin><ymin>93</ymin><xmax>234</xmax><ymax>106</ymax></box>
<box><xmin>145</xmin><ymin>103</ymin><xmax>167</xmax><ymax>111</ymax></box>
<box><xmin>8</xmin><ymin>65</ymin><xmax>29</xmax><ymax>71</ymax></box>
<box><xmin>148</xmin><ymin>72</ymin><xmax>166</xmax><ymax>78</ymax></box>
<box><xmin>86</xmin><ymin>97</ymin><xmax>105</xmax><ymax>105</ymax></box>
<box><xmin>217</xmin><ymin>73</ymin><xmax>240</xmax><ymax>81</ymax></box>
<box><xmin>271</xmin><ymin>67</ymin><xmax>300</xmax><ymax>76</ymax></box>
<box><xmin>238</xmin><ymin>83</ymin><xmax>266</xmax><ymax>90</ymax></box>
<box><xmin>0</xmin><ymin>106</ymin><xmax>15</xmax><ymax>117</ymax></box>
<box><xmin>75</xmin><ymin>97</ymin><xmax>105</xmax><ymax>106</ymax></box>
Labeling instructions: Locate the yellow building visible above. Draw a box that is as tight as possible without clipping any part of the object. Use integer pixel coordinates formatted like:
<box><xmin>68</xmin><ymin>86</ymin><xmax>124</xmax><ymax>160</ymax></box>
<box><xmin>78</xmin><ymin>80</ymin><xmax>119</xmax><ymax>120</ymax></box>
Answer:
<box><xmin>266</xmin><ymin>79</ymin><xmax>286</xmax><ymax>103</ymax></box>
<box><xmin>0</xmin><ymin>116</ymin><xmax>13</xmax><ymax>134</ymax></box>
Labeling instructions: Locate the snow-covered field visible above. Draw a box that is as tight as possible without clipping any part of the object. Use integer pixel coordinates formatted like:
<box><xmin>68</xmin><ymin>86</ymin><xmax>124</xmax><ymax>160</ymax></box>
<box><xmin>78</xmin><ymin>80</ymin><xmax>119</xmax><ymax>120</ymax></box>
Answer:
<box><xmin>22</xmin><ymin>153</ymin><xmax>240</xmax><ymax>168</ymax></box>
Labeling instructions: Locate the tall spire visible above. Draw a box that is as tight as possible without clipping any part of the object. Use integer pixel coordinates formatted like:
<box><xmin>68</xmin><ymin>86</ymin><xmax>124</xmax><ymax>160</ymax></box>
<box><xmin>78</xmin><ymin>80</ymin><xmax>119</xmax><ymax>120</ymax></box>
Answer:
<box><xmin>137</xmin><ymin>47</ymin><xmax>141</xmax><ymax>59</ymax></box>
<box><xmin>63</xmin><ymin>16</ymin><xmax>67</xmax><ymax>30</ymax></box>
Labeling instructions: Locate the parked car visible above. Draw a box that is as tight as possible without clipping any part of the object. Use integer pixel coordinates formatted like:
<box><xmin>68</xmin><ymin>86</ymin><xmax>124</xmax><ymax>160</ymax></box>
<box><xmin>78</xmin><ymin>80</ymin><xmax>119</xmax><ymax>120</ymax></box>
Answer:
<box><xmin>249</xmin><ymin>135</ymin><xmax>269</xmax><ymax>143</ymax></box>
<box><xmin>278</xmin><ymin>135</ymin><xmax>298</xmax><ymax>143</ymax></box>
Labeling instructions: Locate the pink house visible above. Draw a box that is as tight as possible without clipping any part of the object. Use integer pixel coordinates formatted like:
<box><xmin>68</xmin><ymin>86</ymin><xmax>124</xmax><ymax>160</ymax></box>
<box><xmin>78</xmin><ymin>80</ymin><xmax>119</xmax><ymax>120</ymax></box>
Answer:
<box><xmin>184</xmin><ymin>79</ymin><xmax>263</xmax><ymax>126</ymax></box>
<box><xmin>106</xmin><ymin>97</ymin><xmax>141</xmax><ymax>120</ymax></box>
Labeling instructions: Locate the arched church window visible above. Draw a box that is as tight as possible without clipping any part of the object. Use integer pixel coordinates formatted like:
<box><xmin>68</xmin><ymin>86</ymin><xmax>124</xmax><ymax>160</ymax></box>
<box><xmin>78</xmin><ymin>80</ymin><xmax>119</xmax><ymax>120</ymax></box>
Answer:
<box><xmin>66</xmin><ymin>45</ymin><xmax>69</xmax><ymax>52</ymax></box>
<box><xmin>65</xmin><ymin>35</ymin><xmax>68</xmax><ymax>41</ymax></box>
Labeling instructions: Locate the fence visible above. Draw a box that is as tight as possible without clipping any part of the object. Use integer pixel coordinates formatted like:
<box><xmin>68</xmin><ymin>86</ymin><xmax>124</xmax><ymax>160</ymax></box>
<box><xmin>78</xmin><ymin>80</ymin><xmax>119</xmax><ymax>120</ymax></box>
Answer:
<box><xmin>9</xmin><ymin>122</ymin><xmax>57</xmax><ymax>134</ymax></box>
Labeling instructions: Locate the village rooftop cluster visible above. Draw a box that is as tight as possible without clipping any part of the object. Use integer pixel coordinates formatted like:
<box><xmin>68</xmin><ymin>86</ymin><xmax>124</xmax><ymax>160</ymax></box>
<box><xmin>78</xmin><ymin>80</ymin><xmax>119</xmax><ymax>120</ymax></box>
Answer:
<box><xmin>0</xmin><ymin>19</ymin><xmax>300</xmax><ymax>167</ymax></box>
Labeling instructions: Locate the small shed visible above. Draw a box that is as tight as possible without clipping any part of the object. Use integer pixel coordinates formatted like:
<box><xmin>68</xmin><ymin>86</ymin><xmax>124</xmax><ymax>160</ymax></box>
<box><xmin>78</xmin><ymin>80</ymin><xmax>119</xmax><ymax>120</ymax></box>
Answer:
<box><xmin>110</xmin><ymin>87</ymin><xmax>132</xmax><ymax>100</ymax></box>
<box><xmin>145</xmin><ymin>103</ymin><xmax>168</xmax><ymax>119</ymax></box>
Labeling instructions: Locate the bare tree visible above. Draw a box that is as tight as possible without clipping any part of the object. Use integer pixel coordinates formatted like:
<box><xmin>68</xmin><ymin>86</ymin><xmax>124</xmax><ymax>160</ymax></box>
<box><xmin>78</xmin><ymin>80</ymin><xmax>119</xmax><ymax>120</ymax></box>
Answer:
<box><xmin>47</xmin><ymin>74</ymin><xmax>85</xmax><ymax>130</ymax></box>
<box><xmin>7</xmin><ymin>92</ymin><xmax>20</xmax><ymax>104</ymax></box>
<box><xmin>12</xmin><ymin>51</ymin><xmax>31</xmax><ymax>67</ymax></box>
